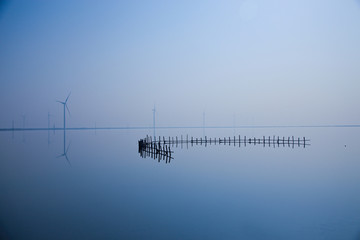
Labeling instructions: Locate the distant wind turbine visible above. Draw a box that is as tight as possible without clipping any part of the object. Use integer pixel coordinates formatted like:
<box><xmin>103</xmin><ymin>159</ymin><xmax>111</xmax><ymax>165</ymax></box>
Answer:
<box><xmin>57</xmin><ymin>92</ymin><xmax>71</xmax><ymax>130</ymax></box>
<box><xmin>233</xmin><ymin>114</ymin><xmax>236</xmax><ymax>135</ymax></box>
<box><xmin>22</xmin><ymin>114</ymin><xmax>26</xmax><ymax>142</ymax></box>
<box><xmin>152</xmin><ymin>105</ymin><xmax>156</xmax><ymax>139</ymax></box>
<box><xmin>47</xmin><ymin>112</ymin><xmax>53</xmax><ymax>129</ymax></box>
<box><xmin>22</xmin><ymin>115</ymin><xmax>26</xmax><ymax>129</ymax></box>
<box><xmin>203</xmin><ymin>111</ymin><xmax>205</xmax><ymax>137</ymax></box>
<box><xmin>12</xmin><ymin>120</ymin><xmax>14</xmax><ymax>139</ymax></box>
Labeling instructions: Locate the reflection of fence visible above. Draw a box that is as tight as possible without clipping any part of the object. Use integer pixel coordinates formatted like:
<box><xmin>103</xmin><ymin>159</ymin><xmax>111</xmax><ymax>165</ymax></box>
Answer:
<box><xmin>138</xmin><ymin>135</ymin><xmax>311</xmax><ymax>163</ymax></box>
<box><xmin>138</xmin><ymin>138</ymin><xmax>173</xmax><ymax>163</ymax></box>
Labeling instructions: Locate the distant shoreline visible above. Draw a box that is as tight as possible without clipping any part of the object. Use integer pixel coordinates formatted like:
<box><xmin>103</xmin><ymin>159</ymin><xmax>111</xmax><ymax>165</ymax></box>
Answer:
<box><xmin>1</xmin><ymin>124</ymin><xmax>360</xmax><ymax>132</ymax></box>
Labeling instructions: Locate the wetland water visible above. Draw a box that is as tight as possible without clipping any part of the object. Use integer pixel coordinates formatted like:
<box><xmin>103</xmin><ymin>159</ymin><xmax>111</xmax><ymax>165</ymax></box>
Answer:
<box><xmin>1</xmin><ymin>127</ymin><xmax>360</xmax><ymax>239</ymax></box>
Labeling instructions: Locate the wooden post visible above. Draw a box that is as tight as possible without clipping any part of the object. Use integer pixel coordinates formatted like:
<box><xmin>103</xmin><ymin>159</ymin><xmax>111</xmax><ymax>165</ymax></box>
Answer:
<box><xmin>187</xmin><ymin>135</ymin><xmax>189</xmax><ymax>149</ymax></box>
<box><xmin>263</xmin><ymin>136</ymin><xmax>265</xmax><ymax>147</ymax></box>
<box><xmin>303</xmin><ymin>137</ymin><xmax>306</xmax><ymax>148</ymax></box>
<box><xmin>273</xmin><ymin>135</ymin><xmax>275</xmax><ymax>148</ymax></box>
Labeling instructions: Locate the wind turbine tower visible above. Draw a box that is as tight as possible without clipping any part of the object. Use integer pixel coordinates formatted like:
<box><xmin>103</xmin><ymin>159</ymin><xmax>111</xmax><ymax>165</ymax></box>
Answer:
<box><xmin>57</xmin><ymin>93</ymin><xmax>71</xmax><ymax>130</ymax></box>
<box><xmin>48</xmin><ymin>112</ymin><xmax>51</xmax><ymax>129</ymax></box>
<box><xmin>22</xmin><ymin>115</ymin><xmax>26</xmax><ymax>129</ymax></box>
<box><xmin>12</xmin><ymin>120</ymin><xmax>14</xmax><ymax>139</ymax></box>
<box><xmin>233</xmin><ymin>114</ymin><xmax>236</xmax><ymax>135</ymax></box>
<box><xmin>203</xmin><ymin>111</ymin><xmax>205</xmax><ymax>137</ymax></box>
<box><xmin>152</xmin><ymin>105</ymin><xmax>156</xmax><ymax>139</ymax></box>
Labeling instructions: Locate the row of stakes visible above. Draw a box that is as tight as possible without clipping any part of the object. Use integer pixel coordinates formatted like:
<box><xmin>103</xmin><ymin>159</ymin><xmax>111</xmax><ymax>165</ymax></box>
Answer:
<box><xmin>143</xmin><ymin>135</ymin><xmax>310</xmax><ymax>148</ymax></box>
<box><xmin>139</xmin><ymin>135</ymin><xmax>310</xmax><ymax>163</ymax></box>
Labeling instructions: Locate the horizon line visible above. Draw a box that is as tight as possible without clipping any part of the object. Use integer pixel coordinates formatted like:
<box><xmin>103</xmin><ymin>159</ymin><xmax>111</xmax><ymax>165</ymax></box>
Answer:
<box><xmin>1</xmin><ymin>124</ymin><xmax>360</xmax><ymax>132</ymax></box>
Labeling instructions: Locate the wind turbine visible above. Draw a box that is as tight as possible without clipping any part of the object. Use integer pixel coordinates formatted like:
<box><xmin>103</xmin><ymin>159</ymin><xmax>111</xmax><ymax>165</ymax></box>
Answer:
<box><xmin>48</xmin><ymin>112</ymin><xmax>52</xmax><ymax>129</ymax></box>
<box><xmin>56</xmin><ymin>93</ymin><xmax>71</xmax><ymax>165</ymax></box>
<box><xmin>152</xmin><ymin>105</ymin><xmax>156</xmax><ymax>139</ymax></box>
<box><xmin>22</xmin><ymin>114</ymin><xmax>26</xmax><ymax>142</ymax></box>
<box><xmin>57</xmin><ymin>92</ymin><xmax>71</xmax><ymax>130</ymax></box>
<box><xmin>12</xmin><ymin>120</ymin><xmax>14</xmax><ymax>139</ymax></box>
<box><xmin>22</xmin><ymin>115</ymin><xmax>26</xmax><ymax>129</ymax></box>
<box><xmin>203</xmin><ymin>111</ymin><xmax>205</xmax><ymax>137</ymax></box>
<box><xmin>233</xmin><ymin>113</ymin><xmax>236</xmax><ymax>135</ymax></box>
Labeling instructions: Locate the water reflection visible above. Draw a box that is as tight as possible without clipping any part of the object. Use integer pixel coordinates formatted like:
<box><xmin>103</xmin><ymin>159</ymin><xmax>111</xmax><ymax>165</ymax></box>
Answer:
<box><xmin>139</xmin><ymin>134</ymin><xmax>310</xmax><ymax>163</ymax></box>
<box><xmin>57</xmin><ymin>129</ymin><xmax>71</xmax><ymax>165</ymax></box>
<box><xmin>1</xmin><ymin>128</ymin><xmax>360</xmax><ymax>239</ymax></box>
<box><xmin>138</xmin><ymin>138</ymin><xmax>173</xmax><ymax>163</ymax></box>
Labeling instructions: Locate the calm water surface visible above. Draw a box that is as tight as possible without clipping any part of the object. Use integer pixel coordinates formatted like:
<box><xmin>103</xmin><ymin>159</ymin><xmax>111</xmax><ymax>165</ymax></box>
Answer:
<box><xmin>1</xmin><ymin>128</ymin><xmax>360</xmax><ymax>240</ymax></box>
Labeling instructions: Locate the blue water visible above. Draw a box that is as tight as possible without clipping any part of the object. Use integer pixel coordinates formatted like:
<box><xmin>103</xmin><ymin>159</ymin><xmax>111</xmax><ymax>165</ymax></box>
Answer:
<box><xmin>1</xmin><ymin>127</ymin><xmax>360</xmax><ymax>240</ymax></box>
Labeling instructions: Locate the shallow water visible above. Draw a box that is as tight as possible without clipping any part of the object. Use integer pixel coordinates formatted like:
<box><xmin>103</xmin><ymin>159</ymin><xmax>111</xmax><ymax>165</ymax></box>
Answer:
<box><xmin>1</xmin><ymin>127</ymin><xmax>360</xmax><ymax>240</ymax></box>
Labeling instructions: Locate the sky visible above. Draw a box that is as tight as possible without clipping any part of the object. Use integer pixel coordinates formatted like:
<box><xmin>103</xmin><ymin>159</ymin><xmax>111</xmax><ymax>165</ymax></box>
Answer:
<box><xmin>0</xmin><ymin>0</ymin><xmax>360</xmax><ymax>128</ymax></box>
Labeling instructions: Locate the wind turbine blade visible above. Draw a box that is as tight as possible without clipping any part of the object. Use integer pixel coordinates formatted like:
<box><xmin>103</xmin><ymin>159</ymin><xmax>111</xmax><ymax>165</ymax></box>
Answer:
<box><xmin>56</xmin><ymin>101</ymin><xmax>65</xmax><ymax>104</ymax></box>
<box><xmin>66</xmin><ymin>104</ymin><xmax>71</xmax><ymax>116</ymax></box>
<box><xmin>56</xmin><ymin>153</ymin><xmax>65</xmax><ymax>158</ymax></box>
<box><xmin>65</xmin><ymin>92</ymin><xmax>71</xmax><ymax>104</ymax></box>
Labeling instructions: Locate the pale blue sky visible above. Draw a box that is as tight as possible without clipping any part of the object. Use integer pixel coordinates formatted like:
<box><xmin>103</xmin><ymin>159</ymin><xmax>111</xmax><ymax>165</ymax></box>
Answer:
<box><xmin>1</xmin><ymin>0</ymin><xmax>360</xmax><ymax>128</ymax></box>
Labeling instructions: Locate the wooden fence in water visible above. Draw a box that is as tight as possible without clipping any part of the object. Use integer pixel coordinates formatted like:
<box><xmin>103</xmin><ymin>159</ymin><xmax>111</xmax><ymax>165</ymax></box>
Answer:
<box><xmin>138</xmin><ymin>135</ymin><xmax>310</xmax><ymax>163</ymax></box>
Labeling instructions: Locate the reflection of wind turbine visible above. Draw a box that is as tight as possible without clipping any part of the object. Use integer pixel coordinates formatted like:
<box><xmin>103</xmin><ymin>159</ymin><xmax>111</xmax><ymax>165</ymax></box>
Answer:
<box><xmin>57</xmin><ymin>138</ymin><xmax>71</xmax><ymax>166</ymax></box>
<box><xmin>57</xmin><ymin>92</ymin><xmax>71</xmax><ymax>130</ymax></box>
<box><xmin>152</xmin><ymin>105</ymin><xmax>156</xmax><ymax>139</ymax></box>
